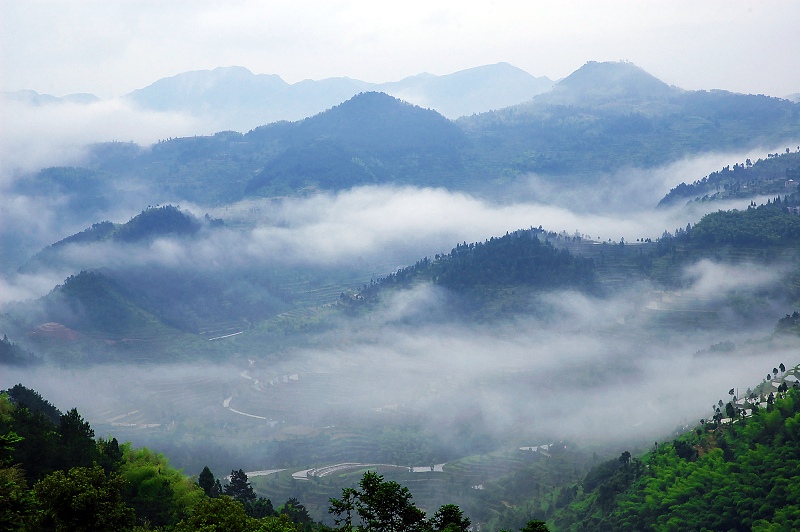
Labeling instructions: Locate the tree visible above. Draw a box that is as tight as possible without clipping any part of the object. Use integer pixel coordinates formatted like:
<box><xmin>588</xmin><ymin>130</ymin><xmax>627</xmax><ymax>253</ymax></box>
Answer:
<box><xmin>725</xmin><ymin>402</ymin><xmax>736</xmax><ymax>421</ymax></box>
<box><xmin>119</xmin><ymin>446</ymin><xmax>204</xmax><ymax>528</ymax></box>
<box><xmin>225</xmin><ymin>468</ymin><xmax>256</xmax><ymax>503</ymax></box>
<box><xmin>34</xmin><ymin>465</ymin><xmax>135</xmax><ymax>531</ymax></box>
<box><xmin>430</xmin><ymin>504</ymin><xmax>470</xmax><ymax>531</ymax></box>
<box><xmin>280</xmin><ymin>497</ymin><xmax>313</xmax><ymax>528</ymax></box>
<box><xmin>0</xmin><ymin>464</ymin><xmax>36</xmax><ymax>531</ymax></box>
<box><xmin>57</xmin><ymin>408</ymin><xmax>97</xmax><ymax>470</ymax></box>
<box><xmin>0</xmin><ymin>430</ymin><xmax>36</xmax><ymax>531</ymax></box>
<box><xmin>246</xmin><ymin>497</ymin><xmax>276</xmax><ymax>519</ymax></box>
<box><xmin>172</xmin><ymin>495</ymin><xmax>257</xmax><ymax>532</ymax></box>
<box><xmin>255</xmin><ymin>514</ymin><xmax>305</xmax><ymax>531</ymax></box>
<box><xmin>97</xmin><ymin>437</ymin><xmax>123</xmax><ymax>473</ymax></box>
<box><xmin>198</xmin><ymin>465</ymin><xmax>221</xmax><ymax>498</ymax></box>
<box><xmin>329</xmin><ymin>471</ymin><xmax>428</xmax><ymax>531</ymax></box>
<box><xmin>521</xmin><ymin>520</ymin><xmax>550</xmax><ymax>532</ymax></box>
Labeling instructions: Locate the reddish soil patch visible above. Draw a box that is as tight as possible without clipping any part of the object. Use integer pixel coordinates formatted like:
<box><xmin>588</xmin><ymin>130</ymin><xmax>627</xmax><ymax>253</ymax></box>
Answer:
<box><xmin>28</xmin><ymin>322</ymin><xmax>78</xmax><ymax>342</ymax></box>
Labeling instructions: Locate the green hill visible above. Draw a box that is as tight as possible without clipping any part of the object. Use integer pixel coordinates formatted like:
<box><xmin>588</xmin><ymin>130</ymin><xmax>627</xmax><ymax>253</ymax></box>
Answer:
<box><xmin>22</xmin><ymin>205</ymin><xmax>208</xmax><ymax>273</ymax></box>
<box><xmin>244</xmin><ymin>91</ymin><xmax>468</xmax><ymax>195</ymax></box>
<box><xmin>659</xmin><ymin>149</ymin><xmax>800</xmax><ymax>207</ymax></box>
<box><xmin>552</xmin><ymin>369</ymin><xmax>800</xmax><ymax>531</ymax></box>
<box><xmin>348</xmin><ymin>227</ymin><xmax>596</xmax><ymax>318</ymax></box>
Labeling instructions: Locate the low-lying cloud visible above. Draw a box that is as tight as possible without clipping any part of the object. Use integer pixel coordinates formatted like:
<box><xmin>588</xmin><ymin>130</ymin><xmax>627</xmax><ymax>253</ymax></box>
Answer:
<box><xmin>0</xmin><ymin>179</ymin><xmax>781</xmax><ymax>308</ymax></box>
<box><xmin>0</xmin><ymin>96</ymin><xmax>204</xmax><ymax>178</ymax></box>
<box><xmin>2</xmin><ymin>283</ymin><xmax>793</xmax><ymax>470</ymax></box>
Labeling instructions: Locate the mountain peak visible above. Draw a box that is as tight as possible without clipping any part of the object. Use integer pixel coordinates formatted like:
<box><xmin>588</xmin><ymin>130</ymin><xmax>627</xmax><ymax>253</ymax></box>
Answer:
<box><xmin>543</xmin><ymin>60</ymin><xmax>678</xmax><ymax>106</ymax></box>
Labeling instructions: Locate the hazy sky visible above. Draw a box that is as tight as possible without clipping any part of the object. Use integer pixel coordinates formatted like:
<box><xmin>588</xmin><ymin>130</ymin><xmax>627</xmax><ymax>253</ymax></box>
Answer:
<box><xmin>2</xmin><ymin>0</ymin><xmax>799</xmax><ymax>99</ymax></box>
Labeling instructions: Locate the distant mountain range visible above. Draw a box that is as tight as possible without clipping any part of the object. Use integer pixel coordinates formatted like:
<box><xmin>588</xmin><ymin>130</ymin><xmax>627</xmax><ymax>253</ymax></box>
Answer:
<box><xmin>10</xmin><ymin>61</ymin><xmax>800</xmax><ymax>211</ymax></box>
<box><xmin>1</xmin><ymin>89</ymin><xmax>100</xmax><ymax>105</ymax></box>
<box><xmin>2</xmin><ymin>62</ymin><xmax>554</xmax><ymax>131</ymax></box>
<box><xmin>125</xmin><ymin>62</ymin><xmax>553</xmax><ymax>126</ymax></box>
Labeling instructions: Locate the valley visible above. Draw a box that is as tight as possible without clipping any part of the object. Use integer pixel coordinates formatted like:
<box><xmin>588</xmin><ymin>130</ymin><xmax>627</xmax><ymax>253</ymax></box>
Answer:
<box><xmin>3</xmin><ymin>58</ymin><xmax>800</xmax><ymax>530</ymax></box>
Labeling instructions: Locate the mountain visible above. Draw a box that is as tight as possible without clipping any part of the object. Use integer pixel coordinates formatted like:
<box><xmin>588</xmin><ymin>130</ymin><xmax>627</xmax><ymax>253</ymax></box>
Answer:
<box><xmin>15</xmin><ymin>61</ymin><xmax>800</xmax><ymax>206</ymax></box>
<box><xmin>122</xmin><ymin>63</ymin><xmax>552</xmax><ymax>129</ymax></box>
<box><xmin>52</xmin><ymin>92</ymin><xmax>468</xmax><ymax>203</ymax></box>
<box><xmin>124</xmin><ymin>65</ymin><xmax>371</xmax><ymax>129</ymax></box>
<box><xmin>244</xmin><ymin>92</ymin><xmax>468</xmax><ymax>195</ymax></box>
<box><xmin>1</xmin><ymin>89</ymin><xmax>100</xmax><ymax>105</ymax></box>
<box><xmin>378</xmin><ymin>62</ymin><xmax>553</xmax><ymax>118</ymax></box>
<box><xmin>31</xmin><ymin>271</ymin><xmax>170</xmax><ymax>340</ymax></box>
<box><xmin>21</xmin><ymin>206</ymin><xmax>207</xmax><ymax>273</ymax></box>
<box><xmin>12</xmin><ymin>206</ymin><xmax>293</xmax><ymax>356</ymax></box>
<box><xmin>533</xmin><ymin>60</ymin><xmax>678</xmax><ymax>108</ymax></box>
<box><xmin>458</xmin><ymin>61</ymin><xmax>800</xmax><ymax>177</ymax></box>
<box><xmin>350</xmin><ymin>227</ymin><xmax>597</xmax><ymax>319</ymax></box>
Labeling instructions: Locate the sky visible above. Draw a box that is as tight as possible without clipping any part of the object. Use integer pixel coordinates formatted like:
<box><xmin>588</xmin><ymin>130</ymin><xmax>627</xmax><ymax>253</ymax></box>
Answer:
<box><xmin>2</xmin><ymin>0</ymin><xmax>799</xmax><ymax>99</ymax></box>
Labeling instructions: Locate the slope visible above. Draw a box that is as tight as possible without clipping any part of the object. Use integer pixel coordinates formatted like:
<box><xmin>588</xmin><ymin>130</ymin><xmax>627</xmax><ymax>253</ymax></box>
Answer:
<box><xmin>459</xmin><ymin>61</ymin><xmax>800</xmax><ymax>178</ymax></box>
<box><xmin>659</xmin><ymin>148</ymin><xmax>800</xmax><ymax>206</ymax></box>
<box><xmin>552</xmin><ymin>366</ymin><xmax>800</xmax><ymax>531</ymax></box>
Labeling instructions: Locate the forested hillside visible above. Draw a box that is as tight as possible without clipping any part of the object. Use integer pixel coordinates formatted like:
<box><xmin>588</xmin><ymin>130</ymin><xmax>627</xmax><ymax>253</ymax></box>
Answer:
<box><xmin>0</xmin><ymin>384</ymin><xmax>320</xmax><ymax>530</ymax></box>
<box><xmin>22</xmin><ymin>205</ymin><xmax>212</xmax><ymax>273</ymax></box>
<box><xmin>552</xmin><ymin>369</ymin><xmax>800</xmax><ymax>531</ymax></box>
<box><xmin>659</xmin><ymin>149</ymin><xmax>800</xmax><ymax>207</ymax></box>
<box><xmin>350</xmin><ymin>228</ymin><xmax>596</xmax><ymax>317</ymax></box>
<box><xmin>458</xmin><ymin>62</ymin><xmax>800</xmax><ymax>178</ymax></box>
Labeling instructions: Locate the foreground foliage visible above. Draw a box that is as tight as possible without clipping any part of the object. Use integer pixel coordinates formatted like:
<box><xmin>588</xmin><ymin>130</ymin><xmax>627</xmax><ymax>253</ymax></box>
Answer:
<box><xmin>554</xmin><ymin>382</ymin><xmax>800</xmax><ymax>531</ymax></box>
<box><xmin>2</xmin><ymin>385</ymin><xmax>487</xmax><ymax>531</ymax></box>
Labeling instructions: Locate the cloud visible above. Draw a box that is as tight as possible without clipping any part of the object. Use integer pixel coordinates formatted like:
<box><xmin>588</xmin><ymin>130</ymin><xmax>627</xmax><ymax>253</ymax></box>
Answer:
<box><xmin>0</xmin><ymin>96</ymin><xmax>204</xmax><ymax>178</ymax></box>
<box><xmin>2</xmin><ymin>284</ymin><xmax>792</xmax><ymax>462</ymax></box>
<box><xmin>682</xmin><ymin>260</ymin><xmax>786</xmax><ymax>300</ymax></box>
<box><xmin>0</xmin><ymin>170</ymin><xmax>781</xmax><ymax>306</ymax></box>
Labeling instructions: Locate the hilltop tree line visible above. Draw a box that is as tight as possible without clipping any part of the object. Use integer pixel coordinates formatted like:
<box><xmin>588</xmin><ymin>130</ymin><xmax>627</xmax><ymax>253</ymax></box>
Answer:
<box><xmin>351</xmin><ymin>228</ymin><xmax>595</xmax><ymax>306</ymax></box>
<box><xmin>658</xmin><ymin>149</ymin><xmax>800</xmax><ymax>206</ymax></box>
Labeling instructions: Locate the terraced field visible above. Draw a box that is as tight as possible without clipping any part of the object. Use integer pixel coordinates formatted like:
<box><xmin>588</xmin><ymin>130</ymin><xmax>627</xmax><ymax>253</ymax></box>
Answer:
<box><xmin>248</xmin><ymin>445</ymin><xmax>582</xmax><ymax>525</ymax></box>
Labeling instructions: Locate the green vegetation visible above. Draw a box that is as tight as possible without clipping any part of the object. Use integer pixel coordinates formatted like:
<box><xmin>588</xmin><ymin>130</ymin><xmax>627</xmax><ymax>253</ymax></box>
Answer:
<box><xmin>552</xmin><ymin>372</ymin><xmax>800</xmax><ymax>531</ymax></box>
<box><xmin>659</xmin><ymin>149</ymin><xmax>800</xmax><ymax>206</ymax></box>
<box><xmin>0</xmin><ymin>385</ymin><xmax>329</xmax><ymax>530</ymax></box>
<box><xmin>3</xmin><ymin>385</ymin><xmax>491</xmax><ymax>531</ymax></box>
<box><xmin>350</xmin><ymin>228</ymin><xmax>595</xmax><ymax>317</ymax></box>
<box><xmin>688</xmin><ymin>200</ymin><xmax>800</xmax><ymax>246</ymax></box>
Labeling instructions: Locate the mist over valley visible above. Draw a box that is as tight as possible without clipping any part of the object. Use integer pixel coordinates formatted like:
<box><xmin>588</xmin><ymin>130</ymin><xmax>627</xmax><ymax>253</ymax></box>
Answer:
<box><xmin>3</xmin><ymin>56</ymin><xmax>800</xmax><ymax>530</ymax></box>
